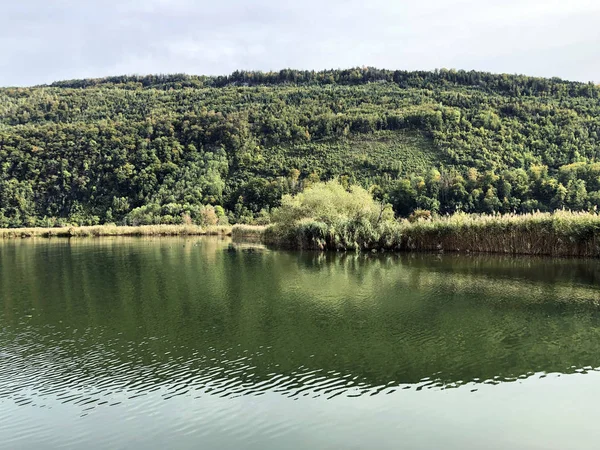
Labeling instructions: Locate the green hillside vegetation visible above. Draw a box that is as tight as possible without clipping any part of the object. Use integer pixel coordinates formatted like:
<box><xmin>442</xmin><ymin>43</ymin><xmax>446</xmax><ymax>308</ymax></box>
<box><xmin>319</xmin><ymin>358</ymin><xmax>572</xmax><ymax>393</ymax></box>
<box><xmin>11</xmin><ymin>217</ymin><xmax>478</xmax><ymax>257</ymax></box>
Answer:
<box><xmin>1</xmin><ymin>68</ymin><xmax>600</xmax><ymax>227</ymax></box>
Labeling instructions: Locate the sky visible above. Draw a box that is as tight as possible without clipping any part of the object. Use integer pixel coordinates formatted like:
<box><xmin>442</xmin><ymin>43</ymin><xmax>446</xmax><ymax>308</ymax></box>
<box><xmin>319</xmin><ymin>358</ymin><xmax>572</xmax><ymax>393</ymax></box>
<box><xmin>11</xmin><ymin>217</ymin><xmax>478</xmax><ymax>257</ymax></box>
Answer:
<box><xmin>1</xmin><ymin>0</ymin><xmax>600</xmax><ymax>87</ymax></box>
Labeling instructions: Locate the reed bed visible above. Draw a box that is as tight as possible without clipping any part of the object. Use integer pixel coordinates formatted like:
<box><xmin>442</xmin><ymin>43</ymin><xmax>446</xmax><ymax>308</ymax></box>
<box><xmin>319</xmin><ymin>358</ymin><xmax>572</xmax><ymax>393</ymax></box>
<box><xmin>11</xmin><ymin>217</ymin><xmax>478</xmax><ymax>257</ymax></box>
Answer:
<box><xmin>0</xmin><ymin>224</ymin><xmax>232</xmax><ymax>239</ymax></box>
<box><xmin>231</xmin><ymin>224</ymin><xmax>268</xmax><ymax>240</ymax></box>
<box><xmin>265</xmin><ymin>211</ymin><xmax>600</xmax><ymax>257</ymax></box>
<box><xmin>400</xmin><ymin>211</ymin><xmax>600</xmax><ymax>257</ymax></box>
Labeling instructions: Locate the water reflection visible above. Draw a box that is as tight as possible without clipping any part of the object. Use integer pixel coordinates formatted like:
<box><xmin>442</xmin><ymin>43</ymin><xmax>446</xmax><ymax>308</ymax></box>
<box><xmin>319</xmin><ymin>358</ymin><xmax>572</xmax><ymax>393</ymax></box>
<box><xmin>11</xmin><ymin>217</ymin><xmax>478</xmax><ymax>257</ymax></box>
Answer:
<box><xmin>2</xmin><ymin>237</ymin><xmax>600</xmax><ymax>414</ymax></box>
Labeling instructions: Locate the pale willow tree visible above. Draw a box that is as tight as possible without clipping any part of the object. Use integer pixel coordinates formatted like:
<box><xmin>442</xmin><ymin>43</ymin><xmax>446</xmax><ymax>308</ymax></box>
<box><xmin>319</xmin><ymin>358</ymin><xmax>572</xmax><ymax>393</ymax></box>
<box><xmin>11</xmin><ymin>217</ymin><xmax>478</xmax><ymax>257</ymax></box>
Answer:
<box><xmin>269</xmin><ymin>181</ymin><xmax>396</xmax><ymax>250</ymax></box>
<box><xmin>272</xmin><ymin>180</ymin><xmax>392</xmax><ymax>226</ymax></box>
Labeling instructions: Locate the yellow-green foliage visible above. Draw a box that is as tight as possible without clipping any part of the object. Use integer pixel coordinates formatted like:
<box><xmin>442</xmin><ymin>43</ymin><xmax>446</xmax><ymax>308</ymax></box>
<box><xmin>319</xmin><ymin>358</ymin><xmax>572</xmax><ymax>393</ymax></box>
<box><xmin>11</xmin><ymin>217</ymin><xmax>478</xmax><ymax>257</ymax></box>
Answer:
<box><xmin>266</xmin><ymin>181</ymin><xmax>395</xmax><ymax>250</ymax></box>
<box><xmin>272</xmin><ymin>180</ymin><xmax>389</xmax><ymax>226</ymax></box>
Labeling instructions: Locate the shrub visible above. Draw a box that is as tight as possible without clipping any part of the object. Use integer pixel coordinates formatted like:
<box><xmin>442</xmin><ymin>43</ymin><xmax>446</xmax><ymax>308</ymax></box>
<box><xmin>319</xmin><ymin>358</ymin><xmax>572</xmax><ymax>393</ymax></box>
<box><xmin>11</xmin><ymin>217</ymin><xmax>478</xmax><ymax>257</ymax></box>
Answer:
<box><xmin>268</xmin><ymin>180</ymin><xmax>393</xmax><ymax>250</ymax></box>
<box><xmin>272</xmin><ymin>180</ymin><xmax>383</xmax><ymax>226</ymax></box>
<box><xmin>408</xmin><ymin>209</ymin><xmax>432</xmax><ymax>223</ymax></box>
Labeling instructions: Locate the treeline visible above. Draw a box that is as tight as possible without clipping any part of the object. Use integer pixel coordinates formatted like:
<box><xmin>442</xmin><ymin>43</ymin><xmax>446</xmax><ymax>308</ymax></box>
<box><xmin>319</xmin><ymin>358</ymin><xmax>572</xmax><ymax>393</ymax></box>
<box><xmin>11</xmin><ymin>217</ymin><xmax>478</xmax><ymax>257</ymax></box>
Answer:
<box><xmin>1</xmin><ymin>68</ymin><xmax>600</xmax><ymax>227</ymax></box>
<box><xmin>384</xmin><ymin>162</ymin><xmax>600</xmax><ymax>216</ymax></box>
<box><xmin>46</xmin><ymin>68</ymin><xmax>599</xmax><ymax>98</ymax></box>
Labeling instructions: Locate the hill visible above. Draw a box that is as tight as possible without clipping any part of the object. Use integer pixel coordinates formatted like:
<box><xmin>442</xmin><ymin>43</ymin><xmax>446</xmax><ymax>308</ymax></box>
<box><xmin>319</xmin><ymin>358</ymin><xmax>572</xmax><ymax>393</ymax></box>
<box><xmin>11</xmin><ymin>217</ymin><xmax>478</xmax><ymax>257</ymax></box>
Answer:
<box><xmin>1</xmin><ymin>68</ymin><xmax>600</xmax><ymax>226</ymax></box>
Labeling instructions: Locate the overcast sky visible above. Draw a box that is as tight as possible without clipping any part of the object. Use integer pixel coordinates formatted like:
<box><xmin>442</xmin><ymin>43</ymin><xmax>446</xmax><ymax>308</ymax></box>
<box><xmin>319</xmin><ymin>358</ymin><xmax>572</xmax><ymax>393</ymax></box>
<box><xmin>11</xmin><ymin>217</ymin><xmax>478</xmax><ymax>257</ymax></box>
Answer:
<box><xmin>1</xmin><ymin>0</ymin><xmax>599</xmax><ymax>86</ymax></box>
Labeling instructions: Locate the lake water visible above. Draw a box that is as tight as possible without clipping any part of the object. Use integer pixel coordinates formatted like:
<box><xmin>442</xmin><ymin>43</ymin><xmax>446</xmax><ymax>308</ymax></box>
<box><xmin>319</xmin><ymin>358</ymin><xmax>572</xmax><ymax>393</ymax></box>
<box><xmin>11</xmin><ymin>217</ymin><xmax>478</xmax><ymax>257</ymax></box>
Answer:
<box><xmin>2</xmin><ymin>237</ymin><xmax>600</xmax><ymax>449</ymax></box>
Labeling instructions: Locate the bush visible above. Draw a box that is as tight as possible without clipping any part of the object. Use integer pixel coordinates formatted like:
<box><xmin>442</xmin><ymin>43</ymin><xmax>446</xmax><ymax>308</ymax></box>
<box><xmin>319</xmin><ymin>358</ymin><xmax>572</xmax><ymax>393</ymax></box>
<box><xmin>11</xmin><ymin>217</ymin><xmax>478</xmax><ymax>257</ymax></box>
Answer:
<box><xmin>268</xmin><ymin>181</ymin><xmax>394</xmax><ymax>250</ymax></box>
<box><xmin>272</xmin><ymin>180</ymin><xmax>384</xmax><ymax>226</ymax></box>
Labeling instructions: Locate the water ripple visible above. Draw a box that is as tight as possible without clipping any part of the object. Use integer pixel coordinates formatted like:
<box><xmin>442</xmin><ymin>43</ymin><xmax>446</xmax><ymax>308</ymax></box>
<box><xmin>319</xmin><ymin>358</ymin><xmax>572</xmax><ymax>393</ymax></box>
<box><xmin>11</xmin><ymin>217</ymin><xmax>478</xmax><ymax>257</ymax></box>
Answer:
<box><xmin>3</xmin><ymin>241</ymin><xmax>600</xmax><ymax>448</ymax></box>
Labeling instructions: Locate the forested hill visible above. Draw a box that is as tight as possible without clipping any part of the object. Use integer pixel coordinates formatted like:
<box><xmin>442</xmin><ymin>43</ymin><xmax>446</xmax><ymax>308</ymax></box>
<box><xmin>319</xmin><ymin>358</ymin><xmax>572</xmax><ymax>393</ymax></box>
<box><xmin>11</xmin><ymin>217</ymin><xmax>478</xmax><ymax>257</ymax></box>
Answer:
<box><xmin>1</xmin><ymin>68</ymin><xmax>600</xmax><ymax>227</ymax></box>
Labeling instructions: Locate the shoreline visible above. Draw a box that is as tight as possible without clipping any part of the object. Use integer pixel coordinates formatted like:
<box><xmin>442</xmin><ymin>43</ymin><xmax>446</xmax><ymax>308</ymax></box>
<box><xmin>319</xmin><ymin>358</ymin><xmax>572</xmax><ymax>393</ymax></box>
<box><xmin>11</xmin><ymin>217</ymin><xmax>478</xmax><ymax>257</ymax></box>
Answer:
<box><xmin>0</xmin><ymin>224</ymin><xmax>233</xmax><ymax>239</ymax></box>
<box><xmin>261</xmin><ymin>211</ymin><xmax>600</xmax><ymax>258</ymax></box>
<box><xmin>4</xmin><ymin>212</ymin><xmax>600</xmax><ymax>259</ymax></box>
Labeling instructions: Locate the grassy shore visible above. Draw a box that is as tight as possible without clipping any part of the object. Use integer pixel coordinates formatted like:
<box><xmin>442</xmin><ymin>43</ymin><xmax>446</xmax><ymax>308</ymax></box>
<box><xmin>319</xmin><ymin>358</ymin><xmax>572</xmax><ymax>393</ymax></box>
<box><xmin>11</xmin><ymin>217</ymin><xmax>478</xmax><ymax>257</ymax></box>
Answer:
<box><xmin>0</xmin><ymin>224</ymin><xmax>232</xmax><ymax>239</ymax></box>
<box><xmin>5</xmin><ymin>211</ymin><xmax>600</xmax><ymax>258</ymax></box>
<box><xmin>0</xmin><ymin>223</ymin><xmax>276</xmax><ymax>240</ymax></box>
<box><xmin>263</xmin><ymin>211</ymin><xmax>600</xmax><ymax>257</ymax></box>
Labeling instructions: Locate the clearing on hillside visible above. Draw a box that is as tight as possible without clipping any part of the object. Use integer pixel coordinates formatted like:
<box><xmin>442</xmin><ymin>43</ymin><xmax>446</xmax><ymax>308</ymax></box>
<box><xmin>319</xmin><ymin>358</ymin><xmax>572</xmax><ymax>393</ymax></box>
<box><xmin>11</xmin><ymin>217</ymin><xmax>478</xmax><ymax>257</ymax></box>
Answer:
<box><xmin>258</xmin><ymin>130</ymin><xmax>442</xmax><ymax>180</ymax></box>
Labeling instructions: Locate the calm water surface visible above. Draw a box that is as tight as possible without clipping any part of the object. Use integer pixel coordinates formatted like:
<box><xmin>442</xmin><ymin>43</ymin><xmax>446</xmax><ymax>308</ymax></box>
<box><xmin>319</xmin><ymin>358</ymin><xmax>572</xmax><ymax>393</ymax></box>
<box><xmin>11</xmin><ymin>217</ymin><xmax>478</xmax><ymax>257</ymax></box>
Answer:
<box><xmin>2</xmin><ymin>237</ymin><xmax>600</xmax><ymax>449</ymax></box>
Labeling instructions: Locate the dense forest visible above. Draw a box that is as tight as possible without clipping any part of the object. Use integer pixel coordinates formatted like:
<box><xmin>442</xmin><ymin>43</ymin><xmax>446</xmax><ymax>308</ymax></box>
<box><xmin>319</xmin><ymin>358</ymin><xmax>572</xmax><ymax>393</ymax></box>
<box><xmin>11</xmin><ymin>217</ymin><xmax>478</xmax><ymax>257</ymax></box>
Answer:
<box><xmin>1</xmin><ymin>67</ymin><xmax>600</xmax><ymax>227</ymax></box>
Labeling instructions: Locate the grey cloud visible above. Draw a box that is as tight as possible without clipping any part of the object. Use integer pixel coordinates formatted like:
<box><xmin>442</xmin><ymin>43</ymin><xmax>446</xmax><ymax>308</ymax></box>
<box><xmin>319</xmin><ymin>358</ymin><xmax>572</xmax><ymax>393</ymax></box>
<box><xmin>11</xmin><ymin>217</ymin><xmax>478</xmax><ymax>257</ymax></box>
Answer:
<box><xmin>1</xmin><ymin>0</ymin><xmax>599</xmax><ymax>86</ymax></box>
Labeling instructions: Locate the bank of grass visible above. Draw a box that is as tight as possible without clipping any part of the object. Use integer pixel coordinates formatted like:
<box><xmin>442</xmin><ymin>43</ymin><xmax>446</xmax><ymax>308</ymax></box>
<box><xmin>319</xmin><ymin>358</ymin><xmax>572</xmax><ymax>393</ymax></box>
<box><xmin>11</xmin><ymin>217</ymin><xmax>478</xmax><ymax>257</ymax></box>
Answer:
<box><xmin>264</xmin><ymin>211</ymin><xmax>600</xmax><ymax>257</ymax></box>
<box><xmin>0</xmin><ymin>224</ymin><xmax>232</xmax><ymax>239</ymax></box>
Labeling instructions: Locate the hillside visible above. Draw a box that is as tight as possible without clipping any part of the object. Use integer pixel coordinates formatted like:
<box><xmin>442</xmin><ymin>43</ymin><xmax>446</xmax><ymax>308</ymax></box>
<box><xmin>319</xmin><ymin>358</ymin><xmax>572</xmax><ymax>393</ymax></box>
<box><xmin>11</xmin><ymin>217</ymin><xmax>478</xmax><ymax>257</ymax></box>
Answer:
<box><xmin>1</xmin><ymin>68</ymin><xmax>600</xmax><ymax>227</ymax></box>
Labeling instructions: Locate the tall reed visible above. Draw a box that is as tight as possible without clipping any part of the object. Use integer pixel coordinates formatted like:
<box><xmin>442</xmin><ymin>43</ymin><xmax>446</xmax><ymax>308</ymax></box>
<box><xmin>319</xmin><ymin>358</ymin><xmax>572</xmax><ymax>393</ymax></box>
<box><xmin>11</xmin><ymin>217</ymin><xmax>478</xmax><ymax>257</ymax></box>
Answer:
<box><xmin>400</xmin><ymin>211</ymin><xmax>600</xmax><ymax>257</ymax></box>
<box><xmin>231</xmin><ymin>225</ymin><xmax>267</xmax><ymax>240</ymax></box>
<box><xmin>265</xmin><ymin>211</ymin><xmax>600</xmax><ymax>257</ymax></box>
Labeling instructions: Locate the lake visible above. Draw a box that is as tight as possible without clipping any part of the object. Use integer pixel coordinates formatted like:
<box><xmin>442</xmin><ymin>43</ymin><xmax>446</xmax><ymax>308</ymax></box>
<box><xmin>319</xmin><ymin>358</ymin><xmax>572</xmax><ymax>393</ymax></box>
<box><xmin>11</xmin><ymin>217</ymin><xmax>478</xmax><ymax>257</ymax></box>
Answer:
<box><xmin>2</xmin><ymin>237</ymin><xmax>600</xmax><ymax>449</ymax></box>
